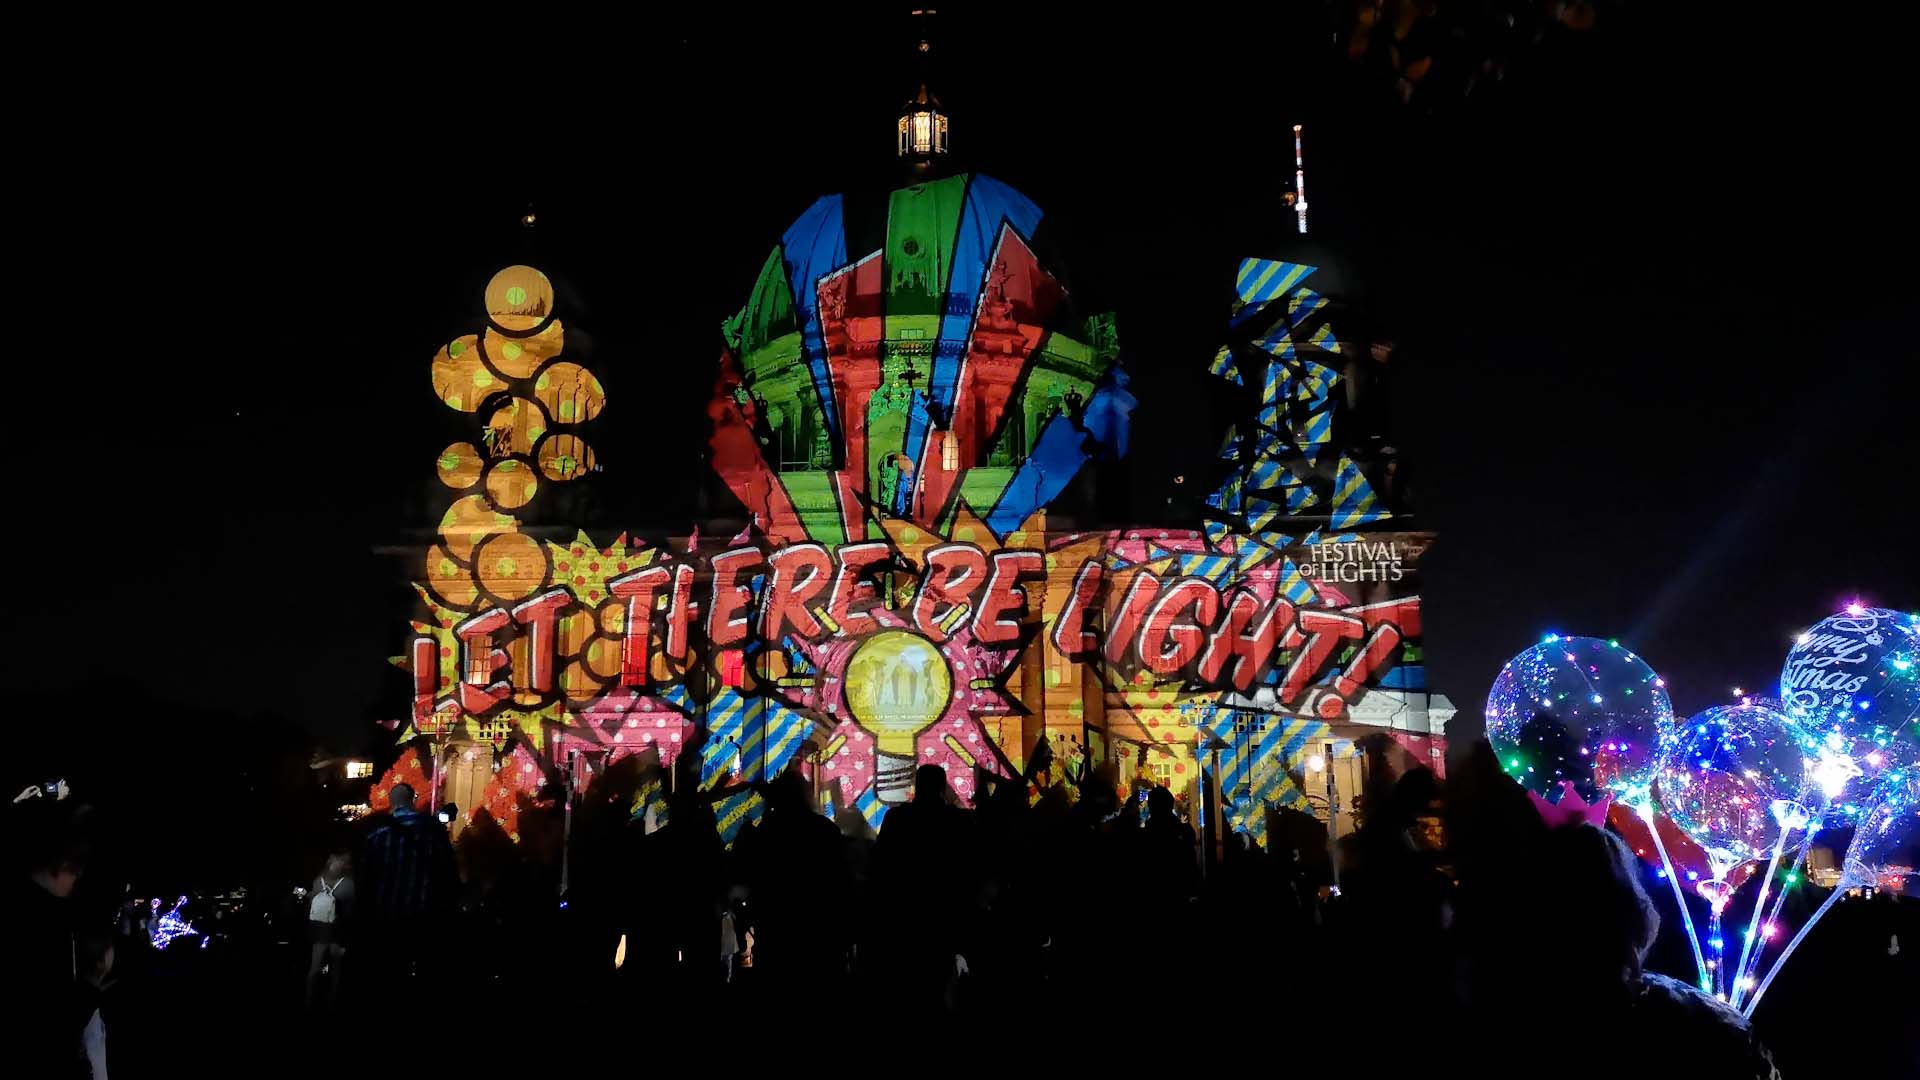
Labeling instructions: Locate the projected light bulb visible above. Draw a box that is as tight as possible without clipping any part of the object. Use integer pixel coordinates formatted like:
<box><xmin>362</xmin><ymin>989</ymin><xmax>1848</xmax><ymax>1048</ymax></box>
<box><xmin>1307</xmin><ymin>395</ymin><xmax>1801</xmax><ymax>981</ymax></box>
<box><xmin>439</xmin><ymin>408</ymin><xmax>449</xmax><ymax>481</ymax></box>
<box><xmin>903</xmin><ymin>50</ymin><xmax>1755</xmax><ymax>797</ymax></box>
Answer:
<box><xmin>844</xmin><ymin>629</ymin><xmax>952</xmax><ymax>804</ymax></box>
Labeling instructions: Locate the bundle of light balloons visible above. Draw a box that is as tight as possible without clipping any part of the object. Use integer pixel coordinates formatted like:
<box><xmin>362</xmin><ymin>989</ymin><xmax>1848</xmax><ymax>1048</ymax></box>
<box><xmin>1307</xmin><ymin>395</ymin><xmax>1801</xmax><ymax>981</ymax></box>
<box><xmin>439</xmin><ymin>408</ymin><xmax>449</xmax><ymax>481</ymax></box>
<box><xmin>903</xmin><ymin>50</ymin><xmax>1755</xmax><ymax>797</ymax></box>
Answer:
<box><xmin>1484</xmin><ymin>605</ymin><xmax>1920</xmax><ymax>1015</ymax></box>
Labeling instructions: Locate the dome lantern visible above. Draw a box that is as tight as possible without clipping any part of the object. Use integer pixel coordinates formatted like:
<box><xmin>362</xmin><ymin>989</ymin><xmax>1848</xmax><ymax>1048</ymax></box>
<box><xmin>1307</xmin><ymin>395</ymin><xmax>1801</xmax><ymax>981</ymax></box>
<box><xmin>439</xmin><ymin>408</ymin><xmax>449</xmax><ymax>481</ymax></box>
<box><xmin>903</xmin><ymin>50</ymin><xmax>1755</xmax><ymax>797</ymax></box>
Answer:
<box><xmin>897</xmin><ymin>84</ymin><xmax>949</xmax><ymax>160</ymax></box>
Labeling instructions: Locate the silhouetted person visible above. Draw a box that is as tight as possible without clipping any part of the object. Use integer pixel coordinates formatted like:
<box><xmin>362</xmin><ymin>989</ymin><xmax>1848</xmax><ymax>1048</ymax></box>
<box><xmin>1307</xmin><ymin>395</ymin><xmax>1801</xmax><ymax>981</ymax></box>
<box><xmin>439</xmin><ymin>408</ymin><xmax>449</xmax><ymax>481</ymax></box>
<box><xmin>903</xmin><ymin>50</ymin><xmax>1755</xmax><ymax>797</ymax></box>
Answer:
<box><xmin>1137</xmin><ymin>785</ymin><xmax>1199</xmax><ymax>903</ymax></box>
<box><xmin>305</xmin><ymin>850</ymin><xmax>355</xmax><ymax>1009</ymax></box>
<box><xmin>76</xmin><ymin>929</ymin><xmax>110</xmax><ymax>1080</ymax></box>
<box><xmin>1453</xmin><ymin>763</ymin><xmax>1778</xmax><ymax>1077</ymax></box>
<box><xmin>1340</xmin><ymin>766</ymin><xmax>1448</xmax><ymax>930</ymax></box>
<box><xmin>731</xmin><ymin>770</ymin><xmax>850</xmax><ymax>1004</ymax></box>
<box><xmin>1047</xmin><ymin>764</ymin><xmax>1130</xmax><ymax>1012</ymax></box>
<box><xmin>2</xmin><ymin>791</ymin><xmax>102</xmax><ymax>1073</ymax></box>
<box><xmin>482</xmin><ymin>796</ymin><xmax>564</xmax><ymax>996</ymax></box>
<box><xmin>966</xmin><ymin>767</ymin><xmax>1044</xmax><ymax>1013</ymax></box>
<box><xmin>565</xmin><ymin>757</ymin><xmax>648</xmax><ymax>987</ymax></box>
<box><xmin>619</xmin><ymin>775</ymin><xmax>724</xmax><ymax>1009</ymax></box>
<box><xmin>453</xmin><ymin>807</ymin><xmax>515</xmax><ymax>906</ymax></box>
<box><xmin>827</xmin><ymin>780</ymin><xmax>874</xmax><ymax>891</ymax></box>
<box><xmin>871</xmin><ymin>765</ymin><xmax>978</xmax><ymax>1013</ymax></box>
<box><xmin>1329</xmin><ymin>766</ymin><xmax>1452</xmax><ymax>1058</ymax></box>
<box><xmin>357</xmin><ymin>782</ymin><xmax>455</xmax><ymax>989</ymax></box>
<box><xmin>1265</xmin><ymin>802</ymin><xmax>1331</xmax><ymax>912</ymax></box>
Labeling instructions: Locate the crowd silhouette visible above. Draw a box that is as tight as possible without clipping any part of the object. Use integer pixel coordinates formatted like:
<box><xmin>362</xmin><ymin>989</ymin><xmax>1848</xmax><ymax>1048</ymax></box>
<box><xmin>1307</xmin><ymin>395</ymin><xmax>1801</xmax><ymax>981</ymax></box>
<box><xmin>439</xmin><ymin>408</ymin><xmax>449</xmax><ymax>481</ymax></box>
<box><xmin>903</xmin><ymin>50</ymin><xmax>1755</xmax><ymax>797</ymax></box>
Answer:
<box><xmin>9</xmin><ymin>737</ymin><xmax>1917</xmax><ymax>1074</ymax></box>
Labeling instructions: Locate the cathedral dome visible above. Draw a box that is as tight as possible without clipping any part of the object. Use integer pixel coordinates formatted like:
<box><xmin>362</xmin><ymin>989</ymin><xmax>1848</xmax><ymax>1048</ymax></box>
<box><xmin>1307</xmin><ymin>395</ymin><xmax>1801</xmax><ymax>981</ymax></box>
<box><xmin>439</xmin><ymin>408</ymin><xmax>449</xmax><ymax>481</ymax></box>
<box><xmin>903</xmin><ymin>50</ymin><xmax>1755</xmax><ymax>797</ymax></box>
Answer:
<box><xmin>715</xmin><ymin>174</ymin><xmax>1124</xmax><ymax>544</ymax></box>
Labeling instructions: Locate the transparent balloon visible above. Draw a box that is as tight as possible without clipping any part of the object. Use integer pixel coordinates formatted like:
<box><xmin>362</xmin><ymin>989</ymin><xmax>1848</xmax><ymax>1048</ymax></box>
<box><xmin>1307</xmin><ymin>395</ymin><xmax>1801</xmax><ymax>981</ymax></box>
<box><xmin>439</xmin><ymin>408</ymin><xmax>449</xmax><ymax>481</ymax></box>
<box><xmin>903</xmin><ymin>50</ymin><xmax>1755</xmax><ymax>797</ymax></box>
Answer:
<box><xmin>1779</xmin><ymin>607</ymin><xmax>1920</xmax><ymax>815</ymax></box>
<box><xmin>1840</xmin><ymin>769</ymin><xmax>1920</xmax><ymax>890</ymax></box>
<box><xmin>1486</xmin><ymin>636</ymin><xmax>1674</xmax><ymax>804</ymax></box>
<box><xmin>1655</xmin><ymin>704</ymin><xmax>1807</xmax><ymax>884</ymax></box>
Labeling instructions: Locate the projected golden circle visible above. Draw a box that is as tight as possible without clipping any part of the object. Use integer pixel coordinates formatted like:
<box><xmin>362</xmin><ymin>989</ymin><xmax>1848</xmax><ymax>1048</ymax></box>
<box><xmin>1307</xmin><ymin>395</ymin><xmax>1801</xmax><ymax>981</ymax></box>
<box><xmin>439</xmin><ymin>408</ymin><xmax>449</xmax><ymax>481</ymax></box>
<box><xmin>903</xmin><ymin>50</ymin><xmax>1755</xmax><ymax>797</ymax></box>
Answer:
<box><xmin>560</xmin><ymin>658</ymin><xmax>604</xmax><ymax>701</ymax></box>
<box><xmin>534</xmin><ymin>362</ymin><xmax>606</xmax><ymax>423</ymax></box>
<box><xmin>559</xmin><ymin>610</ymin><xmax>596</xmax><ymax>656</ymax></box>
<box><xmin>583</xmin><ymin>637</ymin><xmax>623</xmax><ymax>679</ymax></box>
<box><xmin>439</xmin><ymin>494</ymin><xmax>515</xmax><ymax>561</ymax></box>
<box><xmin>484</xmin><ymin>397</ymin><xmax>547</xmax><ymax>457</ymax></box>
<box><xmin>484</xmin><ymin>458</ymin><xmax>539</xmax><ymax>509</ymax></box>
<box><xmin>595</xmin><ymin>601</ymin><xmax>625</xmax><ymax>636</ymax></box>
<box><xmin>844</xmin><ymin>629</ymin><xmax>951</xmax><ymax>802</ymax></box>
<box><xmin>538</xmin><ymin>434</ymin><xmax>595</xmax><ymax>481</ymax></box>
<box><xmin>485</xmin><ymin>265</ymin><xmax>554</xmax><ymax>326</ymax></box>
<box><xmin>436</xmin><ymin>442</ymin><xmax>483</xmax><ymax>489</ymax></box>
<box><xmin>426</xmin><ymin>543</ymin><xmax>480</xmax><ymax>609</ymax></box>
<box><xmin>484</xmin><ymin>322</ymin><xmax>564</xmax><ymax>379</ymax></box>
<box><xmin>474</xmin><ymin>532</ymin><xmax>545</xmax><ymax>601</ymax></box>
<box><xmin>432</xmin><ymin>335</ymin><xmax>490</xmax><ymax>412</ymax></box>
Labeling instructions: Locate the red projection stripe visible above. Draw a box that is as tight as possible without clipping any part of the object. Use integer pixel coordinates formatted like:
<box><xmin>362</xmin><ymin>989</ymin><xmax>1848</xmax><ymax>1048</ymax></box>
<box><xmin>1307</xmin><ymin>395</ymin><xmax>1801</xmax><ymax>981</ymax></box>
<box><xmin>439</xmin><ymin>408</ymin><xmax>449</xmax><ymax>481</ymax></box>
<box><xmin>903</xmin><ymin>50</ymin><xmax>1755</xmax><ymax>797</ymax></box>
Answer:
<box><xmin>916</xmin><ymin>227</ymin><xmax>1061</xmax><ymax>523</ymax></box>
<box><xmin>708</xmin><ymin>348</ymin><xmax>803</xmax><ymax>543</ymax></box>
<box><xmin>817</xmin><ymin>253</ymin><xmax>885</xmax><ymax>539</ymax></box>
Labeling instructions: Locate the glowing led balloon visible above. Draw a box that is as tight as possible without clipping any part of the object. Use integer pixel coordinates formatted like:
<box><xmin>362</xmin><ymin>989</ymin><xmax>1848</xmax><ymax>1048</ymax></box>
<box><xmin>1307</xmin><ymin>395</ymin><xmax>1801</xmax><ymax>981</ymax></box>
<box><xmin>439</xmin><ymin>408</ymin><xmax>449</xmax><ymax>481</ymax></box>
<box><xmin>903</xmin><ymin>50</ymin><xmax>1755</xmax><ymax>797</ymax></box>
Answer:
<box><xmin>1779</xmin><ymin>607</ymin><xmax>1920</xmax><ymax>814</ymax></box>
<box><xmin>1486</xmin><ymin>636</ymin><xmax>1674</xmax><ymax>803</ymax></box>
<box><xmin>148</xmin><ymin>896</ymin><xmax>200</xmax><ymax>950</ymax></box>
<box><xmin>1840</xmin><ymin>769</ymin><xmax>1919</xmax><ymax>889</ymax></box>
<box><xmin>1654</xmin><ymin>704</ymin><xmax>1806</xmax><ymax>885</ymax></box>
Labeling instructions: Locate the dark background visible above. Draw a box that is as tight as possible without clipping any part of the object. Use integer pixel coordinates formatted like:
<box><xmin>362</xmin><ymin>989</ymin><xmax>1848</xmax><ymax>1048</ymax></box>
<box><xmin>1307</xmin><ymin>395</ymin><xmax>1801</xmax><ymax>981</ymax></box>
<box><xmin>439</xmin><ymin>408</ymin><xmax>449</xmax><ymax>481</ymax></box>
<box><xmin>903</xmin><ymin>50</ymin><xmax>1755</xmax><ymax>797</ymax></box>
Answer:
<box><xmin>9</xmin><ymin>4</ymin><xmax>1915</xmax><ymax>776</ymax></box>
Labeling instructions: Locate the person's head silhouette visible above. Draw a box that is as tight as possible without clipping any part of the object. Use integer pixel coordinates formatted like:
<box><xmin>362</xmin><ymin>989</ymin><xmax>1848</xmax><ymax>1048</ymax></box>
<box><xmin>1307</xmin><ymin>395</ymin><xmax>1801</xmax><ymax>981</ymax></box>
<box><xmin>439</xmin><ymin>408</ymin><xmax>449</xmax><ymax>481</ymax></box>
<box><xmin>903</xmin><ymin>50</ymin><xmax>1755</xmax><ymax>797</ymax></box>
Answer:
<box><xmin>764</xmin><ymin>768</ymin><xmax>811</xmax><ymax>814</ymax></box>
<box><xmin>912</xmin><ymin>764</ymin><xmax>947</xmax><ymax>804</ymax></box>
<box><xmin>1147</xmin><ymin>785</ymin><xmax>1176</xmax><ymax>822</ymax></box>
<box><xmin>18</xmin><ymin>797</ymin><xmax>91</xmax><ymax>898</ymax></box>
<box><xmin>1468</xmin><ymin>820</ymin><xmax>1658</xmax><ymax>993</ymax></box>
<box><xmin>388</xmin><ymin>782</ymin><xmax>417</xmax><ymax>816</ymax></box>
<box><xmin>1541</xmin><ymin>824</ymin><xmax>1660</xmax><ymax>982</ymax></box>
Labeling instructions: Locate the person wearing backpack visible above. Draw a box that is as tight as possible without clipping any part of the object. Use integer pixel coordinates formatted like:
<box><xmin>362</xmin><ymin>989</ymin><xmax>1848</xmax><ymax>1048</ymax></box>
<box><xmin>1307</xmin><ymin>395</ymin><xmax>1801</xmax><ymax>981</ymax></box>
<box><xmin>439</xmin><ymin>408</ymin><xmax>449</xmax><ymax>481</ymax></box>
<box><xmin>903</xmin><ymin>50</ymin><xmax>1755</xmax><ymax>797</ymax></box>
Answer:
<box><xmin>305</xmin><ymin>851</ymin><xmax>354</xmax><ymax>1009</ymax></box>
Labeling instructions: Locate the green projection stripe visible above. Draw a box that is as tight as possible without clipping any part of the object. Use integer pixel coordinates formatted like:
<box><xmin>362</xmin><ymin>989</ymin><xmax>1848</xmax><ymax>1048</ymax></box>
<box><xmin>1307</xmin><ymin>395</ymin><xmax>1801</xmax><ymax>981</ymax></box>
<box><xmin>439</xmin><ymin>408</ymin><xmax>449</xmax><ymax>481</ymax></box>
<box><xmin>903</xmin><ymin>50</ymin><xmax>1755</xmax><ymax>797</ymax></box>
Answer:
<box><xmin>954</xmin><ymin>467</ymin><xmax>1016</xmax><ymax>528</ymax></box>
<box><xmin>775</xmin><ymin>472</ymin><xmax>846</xmax><ymax>547</ymax></box>
<box><xmin>726</xmin><ymin>245</ymin><xmax>796</xmax><ymax>357</ymax></box>
<box><xmin>885</xmin><ymin>174</ymin><xmax>967</xmax><ymax>321</ymax></box>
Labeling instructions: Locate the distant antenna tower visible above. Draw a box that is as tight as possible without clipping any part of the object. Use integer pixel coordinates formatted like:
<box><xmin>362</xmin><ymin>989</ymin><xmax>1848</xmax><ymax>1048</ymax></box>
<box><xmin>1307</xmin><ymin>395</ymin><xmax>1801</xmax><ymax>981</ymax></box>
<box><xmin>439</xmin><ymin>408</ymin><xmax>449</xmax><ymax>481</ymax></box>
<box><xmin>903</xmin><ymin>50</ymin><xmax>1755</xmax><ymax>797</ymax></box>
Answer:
<box><xmin>1292</xmin><ymin>124</ymin><xmax>1309</xmax><ymax>234</ymax></box>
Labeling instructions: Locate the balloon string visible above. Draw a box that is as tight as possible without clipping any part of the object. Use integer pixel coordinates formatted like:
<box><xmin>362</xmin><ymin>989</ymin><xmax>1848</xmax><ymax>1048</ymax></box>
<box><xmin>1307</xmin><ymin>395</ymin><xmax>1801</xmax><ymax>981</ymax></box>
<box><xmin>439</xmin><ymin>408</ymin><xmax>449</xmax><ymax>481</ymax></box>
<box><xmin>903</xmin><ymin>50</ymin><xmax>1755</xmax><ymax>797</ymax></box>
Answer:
<box><xmin>1740</xmin><ymin>833</ymin><xmax>1815</xmax><ymax>1003</ymax></box>
<box><xmin>1730</xmin><ymin>830</ymin><xmax>1809</xmax><ymax>1010</ymax></box>
<box><xmin>1742</xmin><ymin>882</ymin><xmax>1842</xmax><ymax>1019</ymax></box>
<box><xmin>1727</xmin><ymin>829</ymin><xmax>1790</xmax><ymax>1010</ymax></box>
<box><xmin>1706</xmin><ymin>906</ymin><xmax>1726</xmax><ymax>999</ymax></box>
<box><xmin>1647</xmin><ymin>818</ymin><xmax>1708</xmax><ymax>991</ymax></box>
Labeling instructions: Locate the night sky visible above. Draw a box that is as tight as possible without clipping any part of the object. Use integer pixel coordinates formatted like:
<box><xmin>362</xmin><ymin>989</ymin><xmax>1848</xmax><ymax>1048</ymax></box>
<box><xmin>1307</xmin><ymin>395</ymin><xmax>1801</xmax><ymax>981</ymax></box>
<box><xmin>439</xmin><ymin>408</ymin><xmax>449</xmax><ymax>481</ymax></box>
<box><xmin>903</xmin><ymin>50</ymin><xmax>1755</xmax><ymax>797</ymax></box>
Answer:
<box><xmin>11</xmin><ymin>7</ymin><xmax>1914</xmax><ymax>758</ymax></box>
